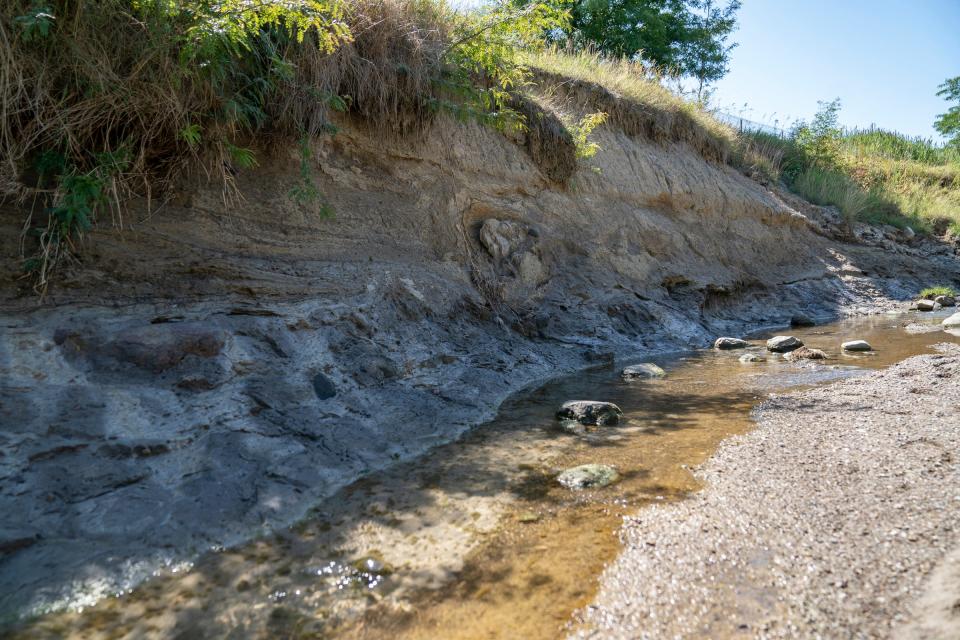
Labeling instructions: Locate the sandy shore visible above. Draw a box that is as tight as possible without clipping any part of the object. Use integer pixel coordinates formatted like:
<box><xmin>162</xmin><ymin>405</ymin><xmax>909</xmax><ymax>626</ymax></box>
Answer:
<box><xmin>577</xmin><ymin>343</ymin><xmax>960</xmax><ymax>639</ymax></box>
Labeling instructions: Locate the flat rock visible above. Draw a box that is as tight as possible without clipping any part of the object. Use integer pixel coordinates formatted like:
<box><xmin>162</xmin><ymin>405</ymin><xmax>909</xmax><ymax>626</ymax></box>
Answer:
<box><xmin>557</xmin><ymin>464</ymin><xmax>619</xmax><ymax>490</ymax></box>
<box><xmin>622</xmin><ymin>363</ymin><xmax>666</xmax><ymax>379</ymax></box>
<box><xmin>842</xmin><ymin>340</ymin><xmax>873</xmax><ymax>351</ymax></box>
<box><xmin>942</xmin><ymin>313</ymin><xmax>960</xmax><ymax>328</ymax></box>
<box><xmin>714</xmin><ymin>337</ymin><xmax>749</xmax><ymax>350</ymax></box>
<box><xmin>783</xmin><ymin>347</ymin><xmax>828</xmax><ymax>361</ymax></box>
<box><xmin>556</xmin><ymin>401</ymin><xmax>623</xmax><ymax>426</ymax></box>
<box><xmin>767</xmin><ymin>336</ymin><xmax>803</xmax><ymax>353</ymax></box>
<box><xmin>917</xmin><ymin>300</ymin><xmax>942</xmax><ymax>312</ymax></box>
<box><xmin>739</xmin><ymin>353</ymin><xmax>766</xmax><ymax>363</ymax></box>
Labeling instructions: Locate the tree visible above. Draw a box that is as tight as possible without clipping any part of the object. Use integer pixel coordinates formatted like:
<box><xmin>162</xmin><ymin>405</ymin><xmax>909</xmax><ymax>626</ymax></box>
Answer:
<box><xmin>682</xmin><ymin>0</ymin><xmax>741</xmax><ymax>102</ymax></box>
<box><xmin>934</xmin><ymin>76</ymin><xmax>960</xmax><ymax>145</ymax></box>
<box><xmin>533</xmin><ymin>0</ymin><xmax>740</xmax><ymax>86</ymax></box>
<box><xmin>567</xmin><ymin>0</ymin><xmax>690</xmax><ymax>67</ymax></box>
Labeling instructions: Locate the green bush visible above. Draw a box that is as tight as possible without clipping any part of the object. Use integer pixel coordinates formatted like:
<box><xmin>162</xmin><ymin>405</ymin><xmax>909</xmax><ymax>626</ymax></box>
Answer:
<box><xmin>919</xmin><ymin>286</ymin><xmax>957</xmax><ymax>300</ymax></box>
<box><xmin>3</xmin><ymin>0</ymin><xmax>569</xmax><ymax>292</ymax></box>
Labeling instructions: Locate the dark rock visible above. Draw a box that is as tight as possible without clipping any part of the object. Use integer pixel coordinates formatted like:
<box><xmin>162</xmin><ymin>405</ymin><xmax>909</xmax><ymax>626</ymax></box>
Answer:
<box><xmin>714</xmin><ymin>337</ymin><xmax>749</xmax><ymax>350</ymax></box>
<box><xmin>312</xmin><ymin>373</ymin><xmax>337</xmax><ymax>400</ymax></box>
<box><xmin>790</xmin><ymin>314</ymin><xmax>816</xmax><ymax>327</ymax></box>
<box><xmin>556</xmin><ymin>401</ymin><xmax>623</xmax><ymax>426</ymax></box>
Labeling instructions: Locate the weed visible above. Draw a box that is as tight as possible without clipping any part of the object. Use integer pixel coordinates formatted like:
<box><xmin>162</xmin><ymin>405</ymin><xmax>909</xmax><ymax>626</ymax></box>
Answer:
<box><xmin>919</xmin><ymin>286</ymin><xmax>957</xmax><ymax>299</ymax></box>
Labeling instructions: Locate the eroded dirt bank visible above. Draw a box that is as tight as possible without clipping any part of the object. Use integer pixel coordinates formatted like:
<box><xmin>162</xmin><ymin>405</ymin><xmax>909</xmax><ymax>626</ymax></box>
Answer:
<box><xmin>577</xmin><ymin>343</ymin><xmax>960</xmax><ymax>639</ymax></box>
<box><xmin>2</xmin><ymin>113</ymin><xmax>959</xmax><ymax>621</ymax></box>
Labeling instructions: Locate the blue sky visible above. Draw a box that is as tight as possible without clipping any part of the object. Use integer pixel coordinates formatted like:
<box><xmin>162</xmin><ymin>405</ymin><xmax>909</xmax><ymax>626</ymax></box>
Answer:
<box><xmin>710</xmin><ymin>0</ymin><xmax>959</xmax><ymax>140</ymax></box>
<box><xmin>451</xmin><ymin>0</ymin><xmax>959</xmax><ymax>140</ymax></box>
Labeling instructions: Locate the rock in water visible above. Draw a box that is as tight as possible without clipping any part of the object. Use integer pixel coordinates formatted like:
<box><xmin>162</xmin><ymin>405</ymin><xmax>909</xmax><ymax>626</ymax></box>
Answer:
<box><xmin>916</xmin><ymin>300</ymin><xmax>942</xmax><ymax>312</ymax></box>
<box><xmin>783</xmin><ymin>347</ymin><xmax>828</xmax><ymax>361</ymax></box>
<box><xmin>934</xmin><ymin>295</ymin><xmax>956</xmax><ymax>307</ymax></box>
<box><xmin>790</xmin><ymin>314</ymin><xmax>816</xmax><ymax>327</ymax></box>
<box><xmin>557</xmin><ymin>464</ymin><xmax>619</xmax><ymax>490</ymax></box>
<box><xmin>739</xmin><ymin>353</ymin><xmax>766</xmax><ymax>363</ymax></box>
<box><xmin>842</xmin><ymin>340</ymin><xmax>873</xmax><ymax>351</ymax></box>
<box><xmin>622</xmin><ymin>363</ymin><xmax>666</xmax><ymax>379</ymax></box>
<box><xmin>766</xmin><ymin>336</ymin><xmax>803</xmax><ymax>352</ymax></box>
<box><xmin>942</xmin><ymin>313</ymin><xmax>960</xmax><ymax>328</ymax></box>
<box><xmin>714</xmin><ymin>337</ymin><xmax>749</xmax><ymax>350</ymax></box>
<box><xmin>556</xmin><ymin>401</ymin><xmax>623</xmax><ymax>426</ymax></box>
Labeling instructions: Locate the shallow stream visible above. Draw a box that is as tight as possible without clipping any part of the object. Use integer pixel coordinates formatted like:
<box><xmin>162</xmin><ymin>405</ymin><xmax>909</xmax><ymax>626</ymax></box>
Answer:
<box><xmin>10</xmin><ymin>310</ymin><xmax>960</xmax><ymax>639</ymax></box>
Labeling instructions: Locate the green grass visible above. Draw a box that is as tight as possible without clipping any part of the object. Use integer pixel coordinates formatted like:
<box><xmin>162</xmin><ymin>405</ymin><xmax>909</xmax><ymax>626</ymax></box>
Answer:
<box><xmin>740</xmin><ymin>126</ymin><xmax>960</xmax><ymax>234</ymax></box>
<box><xmin>919</xmin><ymin>286</ymin><xmax>957</xmax><ymax>299</ymax></box>
<box><xmin>841</xmin><ymin>128</ymin><xmax>960</xmax><ymax>165</ymax></box>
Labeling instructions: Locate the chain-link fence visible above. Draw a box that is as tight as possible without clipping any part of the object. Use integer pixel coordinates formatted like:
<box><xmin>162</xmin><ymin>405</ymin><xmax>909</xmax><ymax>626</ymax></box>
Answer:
<box><xmin>713</xmin><ymin>111</ymin><xmax>789</xmax><ymax>138</ymax></box>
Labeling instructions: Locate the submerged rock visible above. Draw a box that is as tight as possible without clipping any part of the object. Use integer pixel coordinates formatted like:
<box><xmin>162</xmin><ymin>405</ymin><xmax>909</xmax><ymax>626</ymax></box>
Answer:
<box><xmin>784</xmin><ymin>347</ymin><xmax>828</xmax><ymax>361</ymax></box>
<box><xmin>713</xmin><ymin>337</ymin><xmax>749</xmax><ymax>350</ymax></box>
<box><xmin>556</xmin><ymin>419</ymin><xmax>587</xmax><ymax>435</ymax></box>
<box><xmin>942</xmin><ymin>313</ymin><xmax>960</xmax><ymax>328</ymax></box>
<box><xmin>557</xmin><ymin>464</ymin><xmax>619</xmax><ymax>490</ymax></box>
<box><xmin>622</xmin><ymin>363</ymin><xmax>666</xmax><ymax>379</ymax></box>
<box><xmin>916</xmin><ymin>300</ymin><xmax>942</xmax><ymax>312</ymax></box>
<box><xmin>739</xmin><ymin>353</ymin><xmax>766</xmax><ymax>363</ymax></box>
<box><xmin>556</xmin><ymin>401</ymin><xmax>623</xmax><ymax>426</ymax></box>
<box><xmin>842</xmin><ymin>340</ymin><xmax>873</xmax><ymax>351</ymax></box>
<box><xmin>766</xmin><ymin>336</ymin><xmax>803</xmax><ymax>353</ymax></box>
<box><xmin>934</xmin><ymin>295</ymin><xmax>956</xmax><ymax>307</ymax></box>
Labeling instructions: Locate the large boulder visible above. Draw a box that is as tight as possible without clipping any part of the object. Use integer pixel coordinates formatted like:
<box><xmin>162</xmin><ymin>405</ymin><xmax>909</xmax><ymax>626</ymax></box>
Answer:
<box><xmin>841</xmin><ymin>340</ymin><xmax>873</xmax><ymax>352</ymax></box>
<box><xmin>557</xmin><ymin>464</ymin><xmax>619</xmax><ymax>490</ymax></box>
<box><xmin>556</xmin><ymin>401</ymin><xmax>623</xmax><ymax>426</ymax></box>
<box><xmin>942</xmin><ymin>313</ymin><xmax>960</xmax><ymax>328</ymax></box>
<box><xmin>916</xmin><ymin>300</ymin><xmax>942</xmax><ymax>312</ymax></box>
<box><xmin>713</xmin><ymin>337</ymin><xmax>749</xmax><ymax>350</ymax></box>
<box><xmin>622</xmin><ymin>363</ymin><xmax>666</xmax><ymax>379</ymax></box>
<box><xmin>934</xmin><ymin>295</ymin><xmax>956</xmax><ymax>307</ymax></box>
<box><xmin>766</xmin><ymin>336</ymin><xmax>803</xmax><ymax>353</ymax></box>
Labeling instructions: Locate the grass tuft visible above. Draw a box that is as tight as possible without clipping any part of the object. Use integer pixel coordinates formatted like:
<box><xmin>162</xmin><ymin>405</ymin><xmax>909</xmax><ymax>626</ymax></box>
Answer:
<box><xmin>919</xmin><ymin>286</ymin><xmax>957</xmax><ymax>299</ymax></box>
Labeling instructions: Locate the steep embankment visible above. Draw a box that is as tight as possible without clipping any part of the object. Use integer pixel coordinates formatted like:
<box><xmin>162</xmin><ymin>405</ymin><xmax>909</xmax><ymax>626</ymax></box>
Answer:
<box><xmin>1</xmin><ymin>109</ymin><xmax>958</xmax><ymax>619</ymax></box>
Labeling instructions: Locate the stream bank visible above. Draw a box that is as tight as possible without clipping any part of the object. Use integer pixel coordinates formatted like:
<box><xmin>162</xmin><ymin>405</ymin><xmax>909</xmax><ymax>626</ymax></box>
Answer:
<box><xmin>7</xmin><ymin>311</ymin><xmax>960</xmax><ymax>638</ymax></box>
<box><xmin>578</xmin><ymin>342</ymin><xmax>960</xmax><ymax>639</ymax></box>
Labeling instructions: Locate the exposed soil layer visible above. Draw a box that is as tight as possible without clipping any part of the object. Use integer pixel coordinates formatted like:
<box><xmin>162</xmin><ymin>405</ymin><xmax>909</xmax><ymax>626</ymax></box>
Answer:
<box><xmin>578</xmin><ymin>343</ymin><xmax>960</xmax><ymax>639</ymax></box>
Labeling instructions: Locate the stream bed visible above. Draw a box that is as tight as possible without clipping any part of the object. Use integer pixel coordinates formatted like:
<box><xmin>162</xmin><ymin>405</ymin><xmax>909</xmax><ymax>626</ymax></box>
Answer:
<box><xmin>9</xmin><ymin>310</ymin><xmax>960</xmax><ymax>639</ymax></box>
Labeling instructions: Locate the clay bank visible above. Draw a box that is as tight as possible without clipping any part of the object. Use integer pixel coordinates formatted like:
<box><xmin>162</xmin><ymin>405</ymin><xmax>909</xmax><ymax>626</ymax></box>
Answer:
<box><xmin>2</xmin><ymin>100</ymin><xmax>960</xmax><ymax>634</ymax></box>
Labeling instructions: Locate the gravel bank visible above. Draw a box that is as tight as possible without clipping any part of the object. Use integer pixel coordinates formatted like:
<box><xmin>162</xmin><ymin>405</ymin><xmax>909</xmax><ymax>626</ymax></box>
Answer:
<box><xmin>577</xmin><ymin>343</ymin><xmax>960</xmax><ymax>639</ymax></box>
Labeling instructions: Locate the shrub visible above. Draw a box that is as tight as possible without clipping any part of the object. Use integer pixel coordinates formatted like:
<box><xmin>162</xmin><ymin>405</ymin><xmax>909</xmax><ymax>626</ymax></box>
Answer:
<box><xmin>919</xmin><ymin>286</ymin><xmax>957</xmax><ymax>299</ymax></box>
<box><xmin>2</xmin><ymin>0</ymin><xmax>569</xmax><ymax>292</ymax></box>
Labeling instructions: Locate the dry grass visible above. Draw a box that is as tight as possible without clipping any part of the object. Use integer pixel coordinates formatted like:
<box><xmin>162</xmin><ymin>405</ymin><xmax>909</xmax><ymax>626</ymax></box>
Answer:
<box><xmin>523</xmin><ymin>49</ymin><xmax>737</xmax><ymax>163</ymax></box>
